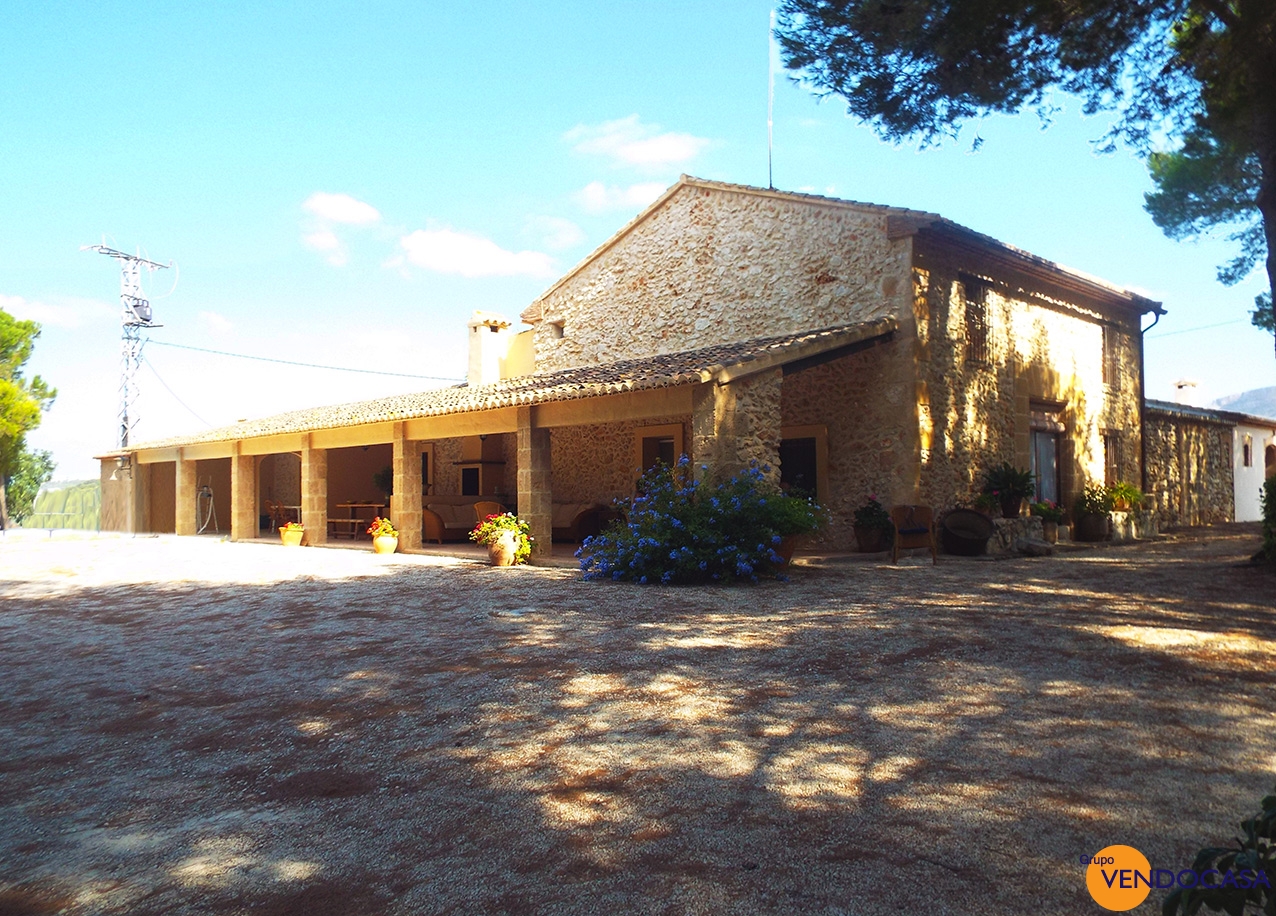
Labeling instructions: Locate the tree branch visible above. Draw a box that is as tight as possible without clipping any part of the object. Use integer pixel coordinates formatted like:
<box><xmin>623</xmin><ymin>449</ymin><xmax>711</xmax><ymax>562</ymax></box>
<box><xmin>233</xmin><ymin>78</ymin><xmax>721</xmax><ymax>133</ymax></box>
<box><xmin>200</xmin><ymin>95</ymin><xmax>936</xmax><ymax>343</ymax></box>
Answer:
<box><xmin>1192</xmin><ymin>0</ymin><xmax>1241</xmax><ymax>31</ymax></box>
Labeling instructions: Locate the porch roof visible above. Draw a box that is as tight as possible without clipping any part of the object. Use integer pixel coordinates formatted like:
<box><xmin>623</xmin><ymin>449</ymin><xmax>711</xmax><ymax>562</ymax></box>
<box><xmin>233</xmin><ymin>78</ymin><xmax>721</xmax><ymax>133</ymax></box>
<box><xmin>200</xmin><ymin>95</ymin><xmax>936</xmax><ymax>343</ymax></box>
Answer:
<box><xmin>123</xmin><ymin>316</ymin><xmax>897</xmax><ymax>451</ymax></box>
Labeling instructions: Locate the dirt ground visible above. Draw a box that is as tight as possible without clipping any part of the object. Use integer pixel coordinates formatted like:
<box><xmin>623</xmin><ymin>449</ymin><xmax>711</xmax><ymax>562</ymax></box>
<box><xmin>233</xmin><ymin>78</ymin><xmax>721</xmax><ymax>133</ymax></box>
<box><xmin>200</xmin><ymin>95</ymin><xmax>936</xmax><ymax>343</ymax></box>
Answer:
<box><xmin>0</xmin><ymin>526</ymin><xmax>1273</xmax><ymax>916</ymax></box>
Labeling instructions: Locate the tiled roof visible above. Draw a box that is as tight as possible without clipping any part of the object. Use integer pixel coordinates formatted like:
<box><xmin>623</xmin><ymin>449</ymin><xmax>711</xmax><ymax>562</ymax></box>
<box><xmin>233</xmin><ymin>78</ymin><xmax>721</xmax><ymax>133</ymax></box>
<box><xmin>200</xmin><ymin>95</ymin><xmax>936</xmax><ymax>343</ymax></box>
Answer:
<box><xmin>129</xmin><ymin>317</ymin><xmax>897</xmax><ymax>451</ymax></box>
<box><xmin>1146</xmin><ymin>399</ymin><xmax>1276</xmax><ymax>429</ymax></box>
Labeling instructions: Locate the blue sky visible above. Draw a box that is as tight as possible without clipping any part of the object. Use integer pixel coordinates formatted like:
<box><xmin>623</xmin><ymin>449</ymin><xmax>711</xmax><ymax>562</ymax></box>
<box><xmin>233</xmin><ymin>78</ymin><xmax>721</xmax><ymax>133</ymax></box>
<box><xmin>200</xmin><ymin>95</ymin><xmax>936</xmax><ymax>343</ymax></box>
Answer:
<box><xmin>3</xmin><ymin>1</ymin><xmax>1272</xmax><ymax>480</ymax></box>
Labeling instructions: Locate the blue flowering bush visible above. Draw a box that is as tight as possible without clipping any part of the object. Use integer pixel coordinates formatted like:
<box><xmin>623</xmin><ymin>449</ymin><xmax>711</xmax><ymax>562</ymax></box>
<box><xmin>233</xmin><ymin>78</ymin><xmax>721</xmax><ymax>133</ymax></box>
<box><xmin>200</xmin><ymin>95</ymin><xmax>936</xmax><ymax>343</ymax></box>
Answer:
<box><xmin>577</xmin><ymin>456</ymin><xmax>823</xmax><ymax>585</ymax></box>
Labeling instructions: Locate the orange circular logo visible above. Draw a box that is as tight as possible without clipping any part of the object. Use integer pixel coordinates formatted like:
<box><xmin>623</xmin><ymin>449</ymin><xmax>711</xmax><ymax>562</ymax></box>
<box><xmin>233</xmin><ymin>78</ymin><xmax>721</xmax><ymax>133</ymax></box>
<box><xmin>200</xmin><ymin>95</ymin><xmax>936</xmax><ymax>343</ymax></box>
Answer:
<box><xmin>1085</xmin><ymin>845</ymin><xmax>1153</xmax><ymax>910</ymax></box>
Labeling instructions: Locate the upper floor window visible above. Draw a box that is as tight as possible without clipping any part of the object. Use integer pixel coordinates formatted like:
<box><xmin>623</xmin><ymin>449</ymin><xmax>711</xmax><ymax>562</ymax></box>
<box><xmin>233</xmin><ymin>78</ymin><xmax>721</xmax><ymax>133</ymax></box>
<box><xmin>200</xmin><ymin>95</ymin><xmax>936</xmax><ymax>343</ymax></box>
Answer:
<box><xmin>1104</xmin><ymin>430</ymin><xmax>1122</xmax><ymax>486</ymax></box>
<box><xmin>1102</xmin><ymin>326</ymin><xmax>1122</xmax><ymax>390</ymax></box>
<box><xmin>1243</xmin><ymin>434</ymin><xmax>1253</xmax><ymax>467</ymax></box>
<box><xmin>963</xmin><ymin>277</ymin><xmax>989</xmax><ymax>366</ymax></box>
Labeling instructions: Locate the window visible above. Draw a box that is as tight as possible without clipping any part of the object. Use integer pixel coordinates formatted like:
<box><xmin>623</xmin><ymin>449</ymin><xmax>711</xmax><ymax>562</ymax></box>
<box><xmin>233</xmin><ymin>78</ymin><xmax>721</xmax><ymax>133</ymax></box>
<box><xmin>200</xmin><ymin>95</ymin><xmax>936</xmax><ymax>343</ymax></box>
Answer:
<box><xmin>1102</xmin><ymin>326</ymin><xmax>1122</xmax><ymax>390</ymax></box>
<box><xmin>963</xmin><ymin>277</ymin><xmax>989</xmax><ymax>365</ymax></box>
<box><xmin>460</xmin><ymin>466</ymin><xmax>480</xmax><ymax>496</ymax></box>
<box><xmin>779</xmin><ymin>425</ymin><xmax>828</xmax><ymax>503</ymax></box>
<box><xmin>1104</xmin><ymin>431</ymin><xmax>1122</xmax><ymax>486</ymax></box>
<box><xmin>1031</xmin><ymin>431</ymin><xmax>1060</xmax><ymax>504</ymax></box>
<box><xmin>1243</xmin><ymin>434</ymin><xmax>1253</xmax><ymax>467</ymax></box>
<box><xmin>633</xmin><ymin>424</ymin><xmax>685</xmax><ymax>481</ymax></box>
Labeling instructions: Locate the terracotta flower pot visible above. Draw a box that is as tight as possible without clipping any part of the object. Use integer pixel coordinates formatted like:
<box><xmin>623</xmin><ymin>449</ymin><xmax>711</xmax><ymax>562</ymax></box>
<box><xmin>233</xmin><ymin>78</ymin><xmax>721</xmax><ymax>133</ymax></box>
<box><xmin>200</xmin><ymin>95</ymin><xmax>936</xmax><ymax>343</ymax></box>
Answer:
<box><xmin>854</xmin><ymin>525</ymin><xmax>889</xmax><ymax>553</ymax></box>
<box><xmin>372</xmin><ymin>535</ymin><xmax>398</xmax><ymax>555</ymax></box>
<box><xmin>1041</xmin><ymin>520</ymin><xmax>1058</xmax><ymax>543</ymax></box>
<box><xmin>280</xmin><ymin>528</ymin><xmax>304</xmax><ymax>547</ymax></box>
<box><xmin>487</xmin><ymin>530</ymin><xmax>520</xmax><ymax>566</ymax></box>
<box><xmin>774</xmin><ymin>535</ymin><xmax>801</xmax><ymax>565</ymax></box>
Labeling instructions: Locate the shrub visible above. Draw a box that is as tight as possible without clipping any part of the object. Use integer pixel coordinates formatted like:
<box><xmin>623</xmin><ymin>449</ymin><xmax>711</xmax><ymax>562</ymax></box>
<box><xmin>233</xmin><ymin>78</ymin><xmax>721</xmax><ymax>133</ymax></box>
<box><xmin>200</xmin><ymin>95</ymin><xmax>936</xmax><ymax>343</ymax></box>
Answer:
<box><xmin>1162</xmin><ymin>782</ymin><xmax>1274</xmax><ymax>915</ymax></box>
<box><xmin>853</xmin><ymin>494</ymin><xmax>893</xmax><ymax>531</ymax></box>
<box><xmin>577</xmin><ymin>456</ymin><xmax>823</xmax><ymax>585</ymax></box>
<box><xmin>982</xmin><ymin>462</ymin><xmax>1035</xmax><ymax>501</ymax></box>
<box><xmin>1075</xmin><ymin>485</ymin><xmax>1114</xmax><ymax>516</ymax></box>
<box><xmin>1109</xmin><ymin>480</ymin><xmax>1145</xmax><ymax>510</ymax></box>
<box><xmin>1029</xmin><ymin>500</ymin><xmax>1065</xmax><ymax>523</ymax></box>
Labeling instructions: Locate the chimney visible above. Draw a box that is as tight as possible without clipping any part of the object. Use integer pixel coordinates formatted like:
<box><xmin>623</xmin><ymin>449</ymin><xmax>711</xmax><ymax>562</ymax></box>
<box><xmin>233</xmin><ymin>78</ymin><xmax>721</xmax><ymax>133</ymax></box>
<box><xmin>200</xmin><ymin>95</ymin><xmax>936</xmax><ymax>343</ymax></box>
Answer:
<box><xmin>467</xmin><ymin>311</ymin><xmax>512</xmax><ymax>386</ymax></box>
<box><xmin>1172</xmin><ymin>378</ymin><xmax>1201</xmax><ymax>407</ymax></box>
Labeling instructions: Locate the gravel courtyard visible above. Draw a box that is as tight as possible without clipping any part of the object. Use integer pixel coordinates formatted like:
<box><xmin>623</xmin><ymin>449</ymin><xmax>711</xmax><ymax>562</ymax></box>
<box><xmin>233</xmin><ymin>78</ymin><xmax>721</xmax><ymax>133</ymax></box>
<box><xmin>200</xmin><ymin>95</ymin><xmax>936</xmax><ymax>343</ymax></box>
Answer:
<box><xmin>1</xmin><ymin>528</ymin><xmax>1273</xmax><ymax>916</ymax></box>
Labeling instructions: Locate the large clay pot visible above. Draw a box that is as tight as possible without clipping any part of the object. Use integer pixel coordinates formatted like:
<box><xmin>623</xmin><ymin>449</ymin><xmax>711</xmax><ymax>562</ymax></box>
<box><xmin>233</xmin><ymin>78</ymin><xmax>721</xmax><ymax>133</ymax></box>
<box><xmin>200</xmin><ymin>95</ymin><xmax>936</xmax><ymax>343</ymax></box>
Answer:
<box><xmin>487</xmin><ymin>530</ymin><xmax>520</xmax><ymax>566</ymax></box>
<box><xmin>1041</xmin><ymin>520</ymin><xmax>1059</xmax><ymax>544</ymax></box>
<box><xmin>940</xmin><ymin>509</ymin><xmax>995</xmax><ymax>556</ymax></box>
<box><xmin>280</xmin><ymin>528</ymin><xmax>304</xmax><ymax>547</ymax></box>
<box><xmin>372</xmin><ymin>535</ymin><xmax>398</xmax><ymax>555</ymax></box>
<box><xmin>774</xmin><ymin>535</ymin><xmax>801</xmax><ymax>565</ymax></box>
<box><xmin>854</xmin><ymin>525</ymin><xmax>890</xmax><ymax>553</ymax></box>
<box><xmin>1074</xmin><ymin>513</ymin><xmax>1109</xmax><ymax>542</ymax></box>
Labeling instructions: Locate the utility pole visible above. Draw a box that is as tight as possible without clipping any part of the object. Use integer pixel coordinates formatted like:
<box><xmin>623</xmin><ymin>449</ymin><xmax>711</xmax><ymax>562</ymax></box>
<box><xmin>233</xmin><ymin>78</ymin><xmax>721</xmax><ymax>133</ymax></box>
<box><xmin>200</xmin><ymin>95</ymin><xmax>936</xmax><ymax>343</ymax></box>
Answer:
<box><xmin>84</xmin><ymin>246</ymin><xmax>170</xmax><ymax>448</ymax></box>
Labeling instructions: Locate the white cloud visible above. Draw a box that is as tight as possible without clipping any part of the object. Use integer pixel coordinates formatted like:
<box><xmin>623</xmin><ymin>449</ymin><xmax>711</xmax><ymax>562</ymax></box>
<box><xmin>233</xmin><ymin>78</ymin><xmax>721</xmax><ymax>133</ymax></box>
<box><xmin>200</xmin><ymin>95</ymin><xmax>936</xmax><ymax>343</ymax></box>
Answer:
<box><xmin>526</xmin><ymin>216</ymin><xmax>585</xmax><ymax>251</ymax></box>
<box><xmin>398</xmin><ymin>228</ymin><xmax>556</xmax><ymax>278</ymax></box>
<box><xmin>197</xmin><ymin>310</ymin><xmax>235</xmax><ymax>335</ymax></box>
<box><xmin>301</xmin><ymin>229</ymin><xmax>347</xmax><ymax>266</ymax></box>
<box><xmin>0</xmin><ymin>293</ymin><xmax>114</xmax><ymax>329</ymax></box>
<box><xmin>574</xmin><ymin>181</ymin><xmax>667</xmax><ymax>214</ymax></box>
<box><xmin>564</xmin><ymin>115</ymin><xmax>710</xmax><ymax>168</ymax></box>
<box><xmin>302</xmin><ymin>192</ymin><xmax>381</xmax><ymax>225</ymax></box>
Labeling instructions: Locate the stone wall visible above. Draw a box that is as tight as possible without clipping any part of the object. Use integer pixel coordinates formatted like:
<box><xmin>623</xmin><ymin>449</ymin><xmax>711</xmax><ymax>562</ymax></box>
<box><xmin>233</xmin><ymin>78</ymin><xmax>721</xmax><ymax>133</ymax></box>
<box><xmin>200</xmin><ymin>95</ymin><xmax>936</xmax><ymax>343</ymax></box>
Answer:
<box><xmin>1145</xmin><ymin>408</ymin><xmax>1234</xmax><ymax>527</ymax></box>
<box><xmin>781</xmin><ymin>338</ymin><xmax>918</xmax><ymax>543</ymax></box>
<box><xmin>550</xmin><ymin>416</ymin><xmax>690</xmax><ymax>505</ymax></box>
<box><xmin>912</xmin><ymin>241</ymin><xmax>1144</xmax><ymax>517</ymax></box>
<box><xmin>529</xmin><ymin>183</ymin><xmax>914</xmax><ymax>371</ymax></box>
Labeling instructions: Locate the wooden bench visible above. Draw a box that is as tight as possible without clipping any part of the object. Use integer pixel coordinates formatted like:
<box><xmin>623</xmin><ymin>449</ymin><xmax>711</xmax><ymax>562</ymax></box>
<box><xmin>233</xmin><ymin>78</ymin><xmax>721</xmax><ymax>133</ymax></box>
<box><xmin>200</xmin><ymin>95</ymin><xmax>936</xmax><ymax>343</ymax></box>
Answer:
<box><xmin>328</xmin><ymin>518</ymin><xmax>366</xmax><ymax>539</ymax></box>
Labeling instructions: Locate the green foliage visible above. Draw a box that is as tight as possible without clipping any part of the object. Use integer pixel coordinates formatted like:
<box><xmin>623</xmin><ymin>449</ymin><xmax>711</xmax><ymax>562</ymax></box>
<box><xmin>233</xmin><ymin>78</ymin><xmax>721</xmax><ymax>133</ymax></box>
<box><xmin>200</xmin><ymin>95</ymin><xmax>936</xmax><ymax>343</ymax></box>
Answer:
<box><xmin>1261</xmin><ymin>475</ymin><xmax>1276</xmax><ymax>564</ymax></box>
<box><xmin>1109</xmin><ymin>480</ymin><xmax>1146</xmax><ymax>510</ymax></box>
<box><xmin>775</xmin><ymin>1</ymin><xmax>1276</xmax><ymax>334</ymax></box>
<box><xmin>372</xmin><ymin>465</ymin><xmax>393</xmax><ymax>497</ymax></box>
<box><xmin>1075</xmin><ymin>484</ymin><xmax>1114</xmax><ymax>517</ymax></box>
<box><xmin>852</xmin><ymin>494</ymin><xmax>893</xmax><ymax>531</ymax></box>
<box><xmin>578</xmin><ymin>457</ymin><xmax>823</xmax><ymax>585</ymax></box>
<box><xmin>0</xmin><ymin>309</ymin><xmax>56</xmax><ymax>527</ymax></box>
<box><xmin>982</xmin><ymin>462</ymin><xmax>1035</xmax><ymax>501</ymax></box>
<box><xmin>7</xmin><ymin>449</ymin><xmax>54</xmax><ymax>524</ymax></box>
<box><xmin>1253</xmin><ymin>292</ymin><xmax>1274</xmax><ymax>335</ymax></box>
<box><xmin>1162</xmin><ymin>783</ymin><xmax>1275</xmax><ymax>916</ymax></box>
<box><xmin>24</xmin><ymin>480</ymin><xmax>99</xmax><ymax>530</ymax></box>
<box><xmin>1029</xmin><ymin>499</ymin><xmax>1065</xmax><ymax>523</ymax></box>
<box><xmin>469</xmin><ymin>512</ymin><xmax>533</xmax><ymax>564</ymax></box>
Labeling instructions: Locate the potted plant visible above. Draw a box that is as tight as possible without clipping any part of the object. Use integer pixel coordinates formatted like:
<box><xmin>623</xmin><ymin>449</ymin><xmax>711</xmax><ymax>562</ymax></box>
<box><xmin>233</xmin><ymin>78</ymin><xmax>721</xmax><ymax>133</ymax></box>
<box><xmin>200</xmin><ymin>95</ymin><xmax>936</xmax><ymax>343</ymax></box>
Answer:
<box><xmin>973</xmin><ymin>492</ymin><xmax>999</xmax><ymax>517</ymax></box>
<box><xmin>279</xmin><ymin>521</ymin><xmax>305</xmax><ymax>547</ymax></box>
<box><xmin>1029</xmin><ymin>499</ymin><xmax>1065</xmax><ymax>543</ymax></box>
<box><xmin>470</xmin><ymin>512</ymin><xmax>533</xmax><ymax>566</ymax></box>
<box><xmin>982</xmin><ymin>462</ymin><xmax>1035</xmax><ymax>519</ymax></box>
<box><xmin>1073</xmin><ymin>485</ymin><xmax>1113</xmax><ymax>542</ymax></box>
<box><xmin>762</xmin><ymin>493</ymin><xmax>825</xmax><ymax>563</ymax></box>
<box><xmin>367</xmin><ymin>516</ymin><xmax>399</xmax><ymax>554</ymax></box>
<box><xmin>372</xmin><ymin>466</ymin><xmax>394</xmax><ymax>502</ymax></box>
<box><xmin>853</xmin><ymin>494</ymin><xmax>894</xmax><ymax>553</ymax></box>
<box><xmin>1108</xmin><ymin>481</ymin><xmax>1144</xmax><ymax>512</ymax></box>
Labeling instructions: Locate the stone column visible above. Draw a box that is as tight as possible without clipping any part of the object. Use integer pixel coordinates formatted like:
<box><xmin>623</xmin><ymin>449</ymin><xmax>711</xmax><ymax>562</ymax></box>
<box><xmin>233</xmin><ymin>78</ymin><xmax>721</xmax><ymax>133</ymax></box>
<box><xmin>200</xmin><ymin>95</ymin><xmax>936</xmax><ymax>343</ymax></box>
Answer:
<box><xmin>690</xmin><ymin>370</ymin><xmax>782</xmax><ymax>483</ymax></box>
<box><xmin>175</xmin><ymin>451</ymin><xmax>197</xmax><ymax>536</ymax></box>
<box><xmin>302</xmin><ymin>440</ymin><xmax>328</xmax><ymax>546</ymax></box>
<box><xmin>516</xmin><ymin>406</ymin><xmax>552</xmax><ymax>560</ymax></box>
<box><xmin>229</xmin><ymin>446</ymin><xmax>258</xmax><ymax>541</ymax></box>
<box><xmin>392</xmin><ymin>424</ymin><xmax>423</xmax><ymax>550</ymax></box>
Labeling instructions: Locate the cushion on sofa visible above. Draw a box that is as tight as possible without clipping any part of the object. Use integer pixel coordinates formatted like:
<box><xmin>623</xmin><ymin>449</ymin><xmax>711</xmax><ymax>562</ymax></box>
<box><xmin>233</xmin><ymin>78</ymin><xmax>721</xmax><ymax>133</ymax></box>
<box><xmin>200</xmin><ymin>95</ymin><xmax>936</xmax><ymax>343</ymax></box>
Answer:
<box><xmin>426</xmin><ymin>503</ymin><xmax>476</xmax><ymax>529</ymax></box>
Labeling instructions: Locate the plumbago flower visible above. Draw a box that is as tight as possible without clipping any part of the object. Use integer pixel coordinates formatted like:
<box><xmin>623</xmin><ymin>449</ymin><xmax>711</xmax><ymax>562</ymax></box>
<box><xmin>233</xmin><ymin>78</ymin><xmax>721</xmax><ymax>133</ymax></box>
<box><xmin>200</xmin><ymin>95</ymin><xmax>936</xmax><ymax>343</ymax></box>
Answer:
<box><xmin>576</xmin><ymin>455</ymin><xmax>824</xmax><ymax>585</ymax></box>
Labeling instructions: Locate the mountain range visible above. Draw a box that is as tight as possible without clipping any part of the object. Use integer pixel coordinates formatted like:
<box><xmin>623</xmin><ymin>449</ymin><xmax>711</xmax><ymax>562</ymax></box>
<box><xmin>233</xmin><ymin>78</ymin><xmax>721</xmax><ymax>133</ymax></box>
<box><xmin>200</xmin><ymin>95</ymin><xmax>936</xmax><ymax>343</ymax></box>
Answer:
<box><xmin>1213</xmin><ymin>386</ymin><xmax>1276</xmax><ymax>420</ymax></box>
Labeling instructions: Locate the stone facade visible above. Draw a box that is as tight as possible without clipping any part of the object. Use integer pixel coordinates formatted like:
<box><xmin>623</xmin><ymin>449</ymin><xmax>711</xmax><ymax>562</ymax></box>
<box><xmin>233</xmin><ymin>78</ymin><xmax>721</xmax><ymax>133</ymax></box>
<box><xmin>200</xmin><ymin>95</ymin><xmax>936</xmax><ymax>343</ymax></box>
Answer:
<box><xmin>528</xmin><ymin>183</ymin><xmax>913</xmax><ymax>372</ymax></box>
<box><xmin>1145</xmin><ymin>406</ymin><xmax>1234</xmax><ymax>528</ymax></box>
<box><xmin>550</xmin><ymin>417</ymin><xmax>689</xmax><ymax>505</ymax></box>
<box><xmin>912</xmin><ymin>241</ymin><xmax>1144</xmax><ymax>517</ymax></box>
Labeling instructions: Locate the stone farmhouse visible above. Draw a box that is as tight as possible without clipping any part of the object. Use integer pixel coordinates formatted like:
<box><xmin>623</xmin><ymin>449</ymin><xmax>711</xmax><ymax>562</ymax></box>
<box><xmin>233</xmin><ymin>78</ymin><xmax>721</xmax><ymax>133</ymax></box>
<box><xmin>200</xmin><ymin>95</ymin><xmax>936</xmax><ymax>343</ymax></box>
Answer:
<box><xmin>100</xmin><ymin>176</ymin><xmax>1165</xmax><ymax>556</ymax></box>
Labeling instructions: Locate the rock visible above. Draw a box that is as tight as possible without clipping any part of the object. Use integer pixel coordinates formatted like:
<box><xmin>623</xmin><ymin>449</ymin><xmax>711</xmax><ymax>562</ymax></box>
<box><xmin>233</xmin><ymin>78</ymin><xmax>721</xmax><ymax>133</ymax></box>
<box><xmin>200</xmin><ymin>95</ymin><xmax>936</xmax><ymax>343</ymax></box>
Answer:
<box><xmin>1015</xmin><ymin>538</ymin><xmax>1053</xmax><ymax>557</ymax></box>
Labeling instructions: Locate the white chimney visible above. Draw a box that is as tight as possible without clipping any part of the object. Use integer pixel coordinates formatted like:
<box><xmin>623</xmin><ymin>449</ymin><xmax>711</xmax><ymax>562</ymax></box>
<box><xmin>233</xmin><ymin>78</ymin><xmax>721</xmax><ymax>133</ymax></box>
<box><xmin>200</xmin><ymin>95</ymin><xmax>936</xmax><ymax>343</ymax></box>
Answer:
<box><xmin>1173</xmin><ymin>378</ymin><xmax>1201</xmax><ymax>407</ymax></box>
<box><xmin>467</xmin><ymin>311</ymin><xmax>512</xmax><ymax>386</ymax></box>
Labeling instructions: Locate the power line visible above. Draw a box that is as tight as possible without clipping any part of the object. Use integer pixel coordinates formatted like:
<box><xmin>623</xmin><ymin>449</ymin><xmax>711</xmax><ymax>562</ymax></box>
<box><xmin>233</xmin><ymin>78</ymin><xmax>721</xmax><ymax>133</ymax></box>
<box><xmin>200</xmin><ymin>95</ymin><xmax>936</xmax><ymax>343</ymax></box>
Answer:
<box><xmin>1145</xmin><ymin>318</ymin><xmax>1248</xmax><ymax>339</ymax></box>
<box><xmin>142</xmin><ymin>356</ymin><xmax>213</xmax><ymax>428</ymax></box>
<box><xmin>147</xmin><ymin>340</ymin><xmax>463</xmax><ymax>381</ymax></box>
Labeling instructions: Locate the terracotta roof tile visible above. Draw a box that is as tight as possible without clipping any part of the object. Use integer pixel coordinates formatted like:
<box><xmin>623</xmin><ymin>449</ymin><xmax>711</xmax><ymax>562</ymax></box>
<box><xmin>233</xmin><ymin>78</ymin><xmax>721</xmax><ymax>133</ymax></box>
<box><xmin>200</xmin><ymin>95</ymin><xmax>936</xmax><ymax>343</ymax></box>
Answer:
<box><xmin>130</xmin><ymin>318</ymin><xmax>896</xmax><ymax>450</ymax></box>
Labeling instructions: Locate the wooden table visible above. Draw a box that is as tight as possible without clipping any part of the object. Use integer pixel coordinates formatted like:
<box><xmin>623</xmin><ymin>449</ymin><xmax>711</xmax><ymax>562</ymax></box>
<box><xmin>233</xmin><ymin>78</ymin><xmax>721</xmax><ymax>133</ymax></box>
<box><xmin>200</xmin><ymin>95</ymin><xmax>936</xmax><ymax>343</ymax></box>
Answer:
<box><xmin>331</xmin><ymin>502</ymin><xmax>386</xmax><ymax>539</ymax></box>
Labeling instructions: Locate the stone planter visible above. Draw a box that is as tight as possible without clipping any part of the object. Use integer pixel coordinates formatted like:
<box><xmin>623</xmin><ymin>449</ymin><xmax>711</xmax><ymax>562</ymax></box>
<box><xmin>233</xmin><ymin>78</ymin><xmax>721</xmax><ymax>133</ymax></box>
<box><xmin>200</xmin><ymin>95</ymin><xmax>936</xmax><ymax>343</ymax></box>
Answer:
<box><xmin>853</xmin><ymin>525</ymin><xmax>890</xmax><ymax>553</ymax></box>
<box><xmin>372</xmin><ymin>535</ymin><xmax>398</xmax><ymax>555</ymax></box>
<box><xmin>280</xmin><ymin>528</ymin><xmax>304</xmax><ymax>547</ymax></box>
<box><xmin>487</xmin><ymin>530</ymin><xmax>520</xmax><ymax>566</ymax></box>
<box><xmin>1074</xmin><ymin>513</ymin><xmax>1109</xmax><ymax>542</ymax></box>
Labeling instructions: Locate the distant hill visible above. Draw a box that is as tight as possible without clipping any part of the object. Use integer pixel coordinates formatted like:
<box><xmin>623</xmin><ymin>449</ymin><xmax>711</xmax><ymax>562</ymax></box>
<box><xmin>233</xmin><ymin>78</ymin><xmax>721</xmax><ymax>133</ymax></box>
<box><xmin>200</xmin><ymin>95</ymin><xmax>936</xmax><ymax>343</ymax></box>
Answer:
<box><xmin>1213</xmin><ymin>385</ymin><xmax>1276</xmax><ymax>421</ymax></box>
<box><xmin>23</xmin><ymin>480</ymin><xmax>100</xmax><ymax>530</ymax></box>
